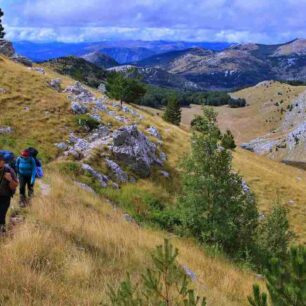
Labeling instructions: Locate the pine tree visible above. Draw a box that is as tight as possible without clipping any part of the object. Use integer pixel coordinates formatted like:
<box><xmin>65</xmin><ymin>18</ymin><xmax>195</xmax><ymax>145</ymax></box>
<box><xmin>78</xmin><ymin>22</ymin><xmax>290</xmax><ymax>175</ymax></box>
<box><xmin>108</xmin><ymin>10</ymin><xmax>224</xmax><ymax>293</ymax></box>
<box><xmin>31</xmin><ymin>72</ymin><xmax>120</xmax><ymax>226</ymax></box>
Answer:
<box><xmin>106</xmin><ymin>73</ymin><xmax>146</xmax><ymax>107</ymax></box>
<box><xmin>248</xmin><ymin>245</ymin><xmax>306</xmax><ymax>306</ymax></box>
<box><xmin>107</xmin><ymin>239</ymin><xmax>206</xmax><ymax>306</ymax></box>
<box><xmin>221</xmin><ymin>130</ymin><xmax>236</xmax><ymax>150</ymax></box>
<box><xmin>163</xmin><ymin>96</ymin><xmax>182</xmax><ymax>126</ymax></box>
<box><xmin>180</xmin><ymin>107</ymin><xmax>258</xmax><ymax>256</ymax></box>
<box><xmin>0</xmin><ymin>8</ymin><xmax>5</xmax><ymax>39</ymax></box>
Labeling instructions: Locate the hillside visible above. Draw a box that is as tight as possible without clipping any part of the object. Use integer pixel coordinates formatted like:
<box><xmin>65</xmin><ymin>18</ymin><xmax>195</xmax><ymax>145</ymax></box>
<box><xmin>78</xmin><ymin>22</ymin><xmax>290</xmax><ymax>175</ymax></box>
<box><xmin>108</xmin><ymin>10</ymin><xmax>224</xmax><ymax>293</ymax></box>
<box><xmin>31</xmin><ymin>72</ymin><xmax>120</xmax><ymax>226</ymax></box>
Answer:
<box><xmin>134</xmin><ymin>39</ymin><xmax>306</xmax><ymax>90</ymax></box>
<box><xmin>1</xmin><ymin>52</ymin><xmax>306</xmax><ymax>304</ymax></box>
<box><xmin>42</xmin><ymin>56</ymin><xmax>107</xmax><ymax>88</ymax></box>
<box><xmin>81</xmin><ymin>51</ymin><xmax>119</xmax><ymax>69</ymax></box>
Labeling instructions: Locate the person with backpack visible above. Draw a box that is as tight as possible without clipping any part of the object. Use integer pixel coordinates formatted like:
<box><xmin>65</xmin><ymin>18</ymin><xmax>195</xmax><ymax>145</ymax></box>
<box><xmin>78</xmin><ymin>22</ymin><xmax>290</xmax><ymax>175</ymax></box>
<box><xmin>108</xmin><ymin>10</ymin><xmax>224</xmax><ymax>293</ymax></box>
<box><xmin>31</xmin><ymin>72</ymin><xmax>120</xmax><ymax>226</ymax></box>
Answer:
<box><xmin>16</xmin><ymin>149</ymin><xmax>36</xmax><ymax>207</ymax></box>
<box><xmin>0</xmin><ymin>154</ymin><xmax>18</xmax><ymax>233</ymax></box>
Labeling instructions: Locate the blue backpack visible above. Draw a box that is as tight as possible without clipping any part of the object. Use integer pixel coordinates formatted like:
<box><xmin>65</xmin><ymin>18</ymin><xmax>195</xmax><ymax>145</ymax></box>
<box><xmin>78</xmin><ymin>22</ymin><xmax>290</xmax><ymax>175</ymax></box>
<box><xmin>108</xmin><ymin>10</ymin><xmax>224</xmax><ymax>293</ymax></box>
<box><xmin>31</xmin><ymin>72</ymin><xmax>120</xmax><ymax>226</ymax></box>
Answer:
<box><xmin>26</xmin><ymin>147</ymin><xmax>44</xmax><ymax>179</ymax></box>
<box><xmin>0</xmin><ymin>150</ymin><xmax>17</xmax><ymax>172</ymax></box>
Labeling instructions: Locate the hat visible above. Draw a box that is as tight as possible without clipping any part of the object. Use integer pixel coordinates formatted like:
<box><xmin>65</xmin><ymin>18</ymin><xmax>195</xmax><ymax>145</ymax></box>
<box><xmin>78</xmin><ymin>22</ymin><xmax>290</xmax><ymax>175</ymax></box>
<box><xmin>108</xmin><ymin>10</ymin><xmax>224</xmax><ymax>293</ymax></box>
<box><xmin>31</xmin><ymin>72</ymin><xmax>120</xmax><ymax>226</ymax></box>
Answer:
<box><xmin>21</xmin><ymin>150</ymin><xmax>30</xmax><ymax>157</ymax></box>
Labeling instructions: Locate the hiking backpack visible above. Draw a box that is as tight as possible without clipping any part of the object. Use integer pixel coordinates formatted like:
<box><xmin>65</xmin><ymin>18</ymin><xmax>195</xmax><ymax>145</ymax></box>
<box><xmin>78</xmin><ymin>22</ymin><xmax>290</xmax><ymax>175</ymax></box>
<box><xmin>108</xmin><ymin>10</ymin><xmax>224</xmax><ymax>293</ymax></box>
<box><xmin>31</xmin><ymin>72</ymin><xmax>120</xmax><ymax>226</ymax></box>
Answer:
<box><xmin>26</xmin><ymin>147</ymin><xmax>44</xmax><ymax>178</ymax></box>
<box><xmin>0</xmin><ymin>150</ymin><xmax>17</xmax><ymax>173</ymax></box>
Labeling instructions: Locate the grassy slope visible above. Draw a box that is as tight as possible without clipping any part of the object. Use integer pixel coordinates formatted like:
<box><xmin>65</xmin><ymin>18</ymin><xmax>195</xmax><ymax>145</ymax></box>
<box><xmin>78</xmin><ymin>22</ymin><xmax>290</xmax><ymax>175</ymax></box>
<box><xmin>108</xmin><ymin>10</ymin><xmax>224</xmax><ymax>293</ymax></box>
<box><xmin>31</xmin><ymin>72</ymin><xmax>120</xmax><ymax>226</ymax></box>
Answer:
<box><xmin>1</xmin><ymin>173</ymin><xmax>258</xmax><ymax>305</ymax></box>
<box><xmin>0</xmin><ymin>56</ymin><xmax>260</xmax><ymax>305</ymax></box>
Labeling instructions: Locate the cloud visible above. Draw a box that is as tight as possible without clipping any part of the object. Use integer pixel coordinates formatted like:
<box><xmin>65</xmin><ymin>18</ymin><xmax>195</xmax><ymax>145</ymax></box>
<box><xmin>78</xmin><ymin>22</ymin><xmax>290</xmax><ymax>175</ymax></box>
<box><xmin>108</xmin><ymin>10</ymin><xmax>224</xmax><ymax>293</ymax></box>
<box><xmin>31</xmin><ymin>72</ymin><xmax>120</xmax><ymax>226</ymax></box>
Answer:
<box><xmin>2</xmin><ymin>0</ymin><xmax>306</xmax><ymax>43</ymax></box>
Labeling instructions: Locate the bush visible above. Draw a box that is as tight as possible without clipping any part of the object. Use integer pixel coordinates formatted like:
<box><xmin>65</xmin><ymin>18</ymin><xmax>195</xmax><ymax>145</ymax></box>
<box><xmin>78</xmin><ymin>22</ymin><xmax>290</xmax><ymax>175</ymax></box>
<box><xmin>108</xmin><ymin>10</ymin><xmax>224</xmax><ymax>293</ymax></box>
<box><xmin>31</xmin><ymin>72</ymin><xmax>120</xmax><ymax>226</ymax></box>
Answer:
<box><xmin>75</xmin><ymin>114</ymin><xmax>100</xmax><ymax>131</ymax></box>
<box><xmin>107</xmin><ymin>239</ymin><xmax>206</xmax><ymax>305</ymax></box>
<box><xmin>255</xmin><ymin>205</ymin><xmax>293</xmax><ymax>269</ymax></box>
<box><xmin>221</xmin><ymin>130</ymin><xmax>236</xmax><ymax>150</ymax></box>
<box><xmin>228</xmin><ymin>98</ymin><xmax>246</xmax><ymax>108</ymax></box>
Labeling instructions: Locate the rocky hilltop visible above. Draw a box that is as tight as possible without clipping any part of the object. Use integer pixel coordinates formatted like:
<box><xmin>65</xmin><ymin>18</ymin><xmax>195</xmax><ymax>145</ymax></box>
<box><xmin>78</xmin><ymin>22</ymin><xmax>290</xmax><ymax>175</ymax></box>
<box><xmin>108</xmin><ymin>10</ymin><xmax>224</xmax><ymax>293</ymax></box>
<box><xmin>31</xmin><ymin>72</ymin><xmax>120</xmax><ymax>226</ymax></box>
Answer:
<box><xmin>134</xmin><ymin>39</ymin><xmax>306</xmax><ymax>90</ymax></box>
<box><xmin>81</xmin><ymin>51</ymin><xmax>119</xmax><ymax>69</ymax></box>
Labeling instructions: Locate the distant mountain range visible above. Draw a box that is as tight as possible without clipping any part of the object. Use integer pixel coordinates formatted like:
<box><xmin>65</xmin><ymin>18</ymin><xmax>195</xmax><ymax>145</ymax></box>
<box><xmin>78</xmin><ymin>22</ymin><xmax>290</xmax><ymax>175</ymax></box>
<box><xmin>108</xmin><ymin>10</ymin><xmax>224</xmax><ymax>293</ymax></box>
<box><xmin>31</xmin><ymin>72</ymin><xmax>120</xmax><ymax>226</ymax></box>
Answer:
<box><xmin>131</xmin><ymin>39</ymin><xmax>306</xmax><ymax>90</ymax></box>
<box><xmin>13</xmin><ymin>40</ymin><xmax>232</xmax><ymax>63</ymax></box>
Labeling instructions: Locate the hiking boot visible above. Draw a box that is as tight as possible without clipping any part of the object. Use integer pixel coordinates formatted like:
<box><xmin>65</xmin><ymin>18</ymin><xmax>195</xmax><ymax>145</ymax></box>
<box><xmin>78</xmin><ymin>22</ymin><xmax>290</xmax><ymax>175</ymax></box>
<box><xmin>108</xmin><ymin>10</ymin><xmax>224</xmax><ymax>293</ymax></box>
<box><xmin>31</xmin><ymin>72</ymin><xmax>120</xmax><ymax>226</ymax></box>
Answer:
<box><xmin>19</xmin><ymin>196</ymin><xmax>27</xmax><ymax>208</ymax></box>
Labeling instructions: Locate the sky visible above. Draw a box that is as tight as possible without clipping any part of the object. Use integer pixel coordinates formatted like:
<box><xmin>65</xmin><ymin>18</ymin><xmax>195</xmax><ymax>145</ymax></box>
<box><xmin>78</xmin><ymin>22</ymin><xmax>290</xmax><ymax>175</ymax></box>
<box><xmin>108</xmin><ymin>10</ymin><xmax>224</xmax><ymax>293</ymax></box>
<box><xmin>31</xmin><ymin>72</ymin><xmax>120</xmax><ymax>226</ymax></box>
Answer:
<box><xmin>1</xmin><ymin>0</ymin><xmax>306</xmax><ymax>44</ymax></box>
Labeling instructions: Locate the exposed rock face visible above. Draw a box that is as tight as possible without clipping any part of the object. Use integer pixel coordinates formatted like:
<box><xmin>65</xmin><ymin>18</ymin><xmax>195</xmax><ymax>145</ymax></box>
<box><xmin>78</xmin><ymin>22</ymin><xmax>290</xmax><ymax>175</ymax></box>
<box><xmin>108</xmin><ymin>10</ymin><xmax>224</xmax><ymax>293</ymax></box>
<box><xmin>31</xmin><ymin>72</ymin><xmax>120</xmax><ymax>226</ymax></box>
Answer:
<box><xmin>98</xmin><ymin>83</ymin><xmax>106</xmax><ymax>93</ymax></box>
<box><xmin>112</xmin><ymin>125</ymin><xmax>162</xmax><ymax>178</ymax></box>
<box><xmin>49</xmin><ymin>79</ymin><xmax>62</xmax><ymax>92</ymax></box>
<box><xmin>0</xmin><ymin>40</ymin><xmax>15</xmax><ymax>57</ymax></box>
<box><xmin>81</xmin><ymin>163</ymin><xmax>109</xmax><ymax>187</ymax></box>
<box><xmin>71</xmin><ymin>102</ymin><xmax>88</xmax><ymax>114</ymax></box>
<box><xmin>105</xmin><ymin>158</ymin><xmax>128</xmax><ymax>183</ymax></box>
<box><xmin>11</xmin><ymin>54</ymin><xmax>33</xmax><ymax>67</ymax></box>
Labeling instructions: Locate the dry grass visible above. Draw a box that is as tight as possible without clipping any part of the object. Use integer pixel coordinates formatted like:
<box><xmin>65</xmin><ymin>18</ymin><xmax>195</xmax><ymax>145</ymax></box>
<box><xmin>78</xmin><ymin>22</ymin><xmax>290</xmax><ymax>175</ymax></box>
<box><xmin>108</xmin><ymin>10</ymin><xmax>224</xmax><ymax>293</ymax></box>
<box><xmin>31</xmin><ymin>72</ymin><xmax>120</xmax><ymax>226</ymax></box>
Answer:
<box><xmin>0</xmin><ymin>172</ymin><xmax>258</xmax><ymax>305</ymax></box>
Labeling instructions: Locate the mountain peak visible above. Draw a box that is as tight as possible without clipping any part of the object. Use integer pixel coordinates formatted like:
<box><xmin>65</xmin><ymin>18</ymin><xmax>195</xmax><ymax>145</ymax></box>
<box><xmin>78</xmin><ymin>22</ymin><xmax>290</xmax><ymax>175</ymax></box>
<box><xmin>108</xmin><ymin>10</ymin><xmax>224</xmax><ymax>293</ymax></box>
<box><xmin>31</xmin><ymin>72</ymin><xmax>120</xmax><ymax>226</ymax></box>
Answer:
<box><xmin>81</xmin><ymin>51</ymin><xmax>118</xmax><ymax>68</ymax></box>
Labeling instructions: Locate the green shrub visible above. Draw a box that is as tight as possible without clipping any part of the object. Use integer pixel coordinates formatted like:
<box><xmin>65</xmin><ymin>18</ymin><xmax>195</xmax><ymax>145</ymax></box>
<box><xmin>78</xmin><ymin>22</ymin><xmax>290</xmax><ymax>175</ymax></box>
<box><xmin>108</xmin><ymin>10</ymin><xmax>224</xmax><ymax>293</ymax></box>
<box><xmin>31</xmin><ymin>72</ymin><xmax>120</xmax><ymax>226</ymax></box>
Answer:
<box><xmin>75</xmin><ymin>114</ymin><xmax>100</xmax><ymax>131</ymax></box>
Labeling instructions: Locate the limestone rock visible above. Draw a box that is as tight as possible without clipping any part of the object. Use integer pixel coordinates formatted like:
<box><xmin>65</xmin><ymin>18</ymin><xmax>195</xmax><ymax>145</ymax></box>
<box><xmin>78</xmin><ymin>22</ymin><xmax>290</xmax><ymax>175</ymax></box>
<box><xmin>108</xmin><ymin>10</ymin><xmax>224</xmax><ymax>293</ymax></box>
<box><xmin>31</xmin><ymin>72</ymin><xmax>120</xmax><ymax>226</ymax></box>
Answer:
<box><xmin>30</xmin><ymin>67</ymin><xmax>45</xmax><ymax>74</ymax></box>
<box><xmin>82</xmin><ymin>163</ymin><xmax>109</xmax><ymax>188</ymax></box>
<box><xmin>11</xmin><ymin>54</ymin><xmax>33</xmax><ymax>67</ymax></box>
<box><xmin>146</xmin><ymin>126</ymin><xmax>162</xmax><ymax>139</ymax></box>
<box><xmin>49</xmin><ymin>79</ymin><xmax>62</xmax><ymax>92</ymax></box>
<box><xmin>71</xmin><ymin>102</ymin><xmax>88</xmax><ymax>114</ymax></box>
<box><xmin>105</xmin><ymin>158</ymin><xmax>128</xmax><ymax>183</ymax></box>
<box><xmin>0</xmin><ymin>126</ymin><xmax>13</xmax><ymax>134</ymax></box>
<box><xmin>98</xmin><ymin>83</ymin><xmax>106</xmax><ymax>93</ymax></box>
<box><xmin>0</xmin><ymin>40</ymin><xmax>15</xmax><ymax>57</ymax></box>
<box><xmin>112</xmin><ymin>125</ymin><xmax>162</xmax><ymax>178</ymax></box>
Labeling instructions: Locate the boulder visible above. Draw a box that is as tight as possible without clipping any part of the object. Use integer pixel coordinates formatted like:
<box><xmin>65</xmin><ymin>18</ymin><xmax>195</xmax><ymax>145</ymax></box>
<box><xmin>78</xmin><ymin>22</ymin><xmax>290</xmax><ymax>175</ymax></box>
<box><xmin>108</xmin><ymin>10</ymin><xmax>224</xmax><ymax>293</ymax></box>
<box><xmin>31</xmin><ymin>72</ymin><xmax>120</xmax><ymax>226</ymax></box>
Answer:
<box><xmin>55</xmin><ymin>142</ymin><xmax>68</xmax><ymax>151</ymax></box>
<box><xmin>65</xmin><ymin>82</ymin><xmax>93</xmax><ymax>99</ymax></box>
<box><xmin>146</xmin><ymin>126</ymin><xmax>162</xmax><ymax>139</ymax></box>
<box><xmin>49</xmin><ymin>79</ymin><xmax>62</xmax><ymax>92</ymax></box>
<box><xmin>10</xmin><ymin>54</ymin><xmax>33</xmax><ymax>67</ymax></box>
<box><xmin>0</xmin><ymin>40</ymin><xmax>15</xmax><ymax>57</ymax></box>
<box><xmin>82</xmin><ymin>163</ymin><xmax>109</xmax><ymax>187</ymax></box>
<box><xmin>112</xmin><ymin>125</ymin><xmax>162</xmax><ymax>178</ymax></box>
<box><xmin>71</xmin><ymin>102</ymin><xmax>88</xmax><ymax>114</ymax></box>
<box><xmin>105</xmin><ymin>158</ymin><xmax>128</xmax><ymax>183</ymax></box>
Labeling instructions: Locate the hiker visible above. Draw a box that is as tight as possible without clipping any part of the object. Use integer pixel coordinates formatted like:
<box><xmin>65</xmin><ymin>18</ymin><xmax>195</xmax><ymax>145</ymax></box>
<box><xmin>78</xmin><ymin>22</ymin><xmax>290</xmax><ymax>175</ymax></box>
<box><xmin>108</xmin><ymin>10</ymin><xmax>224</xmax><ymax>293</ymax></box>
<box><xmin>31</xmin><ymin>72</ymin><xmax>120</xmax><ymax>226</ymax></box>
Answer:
<box><xmin>0</xmin><ymin>154</ymin><xmax>18</xmax><ymax>233</ymax></box>
<box><xmin>16</xmin><ymin>149</ymin><xmax>36</xmax><ymax>207</ymax></box>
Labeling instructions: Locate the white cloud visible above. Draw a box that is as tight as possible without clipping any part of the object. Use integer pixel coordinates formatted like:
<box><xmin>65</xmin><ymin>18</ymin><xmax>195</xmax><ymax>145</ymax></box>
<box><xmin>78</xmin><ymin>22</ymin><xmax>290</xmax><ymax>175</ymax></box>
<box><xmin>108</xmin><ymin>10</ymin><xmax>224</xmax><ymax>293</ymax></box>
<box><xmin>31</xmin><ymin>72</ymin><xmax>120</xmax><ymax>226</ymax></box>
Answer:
<box><xmin>2</xmin><ymin>0</ymin><xmax>306</xmax><ymax>43</ymax></box>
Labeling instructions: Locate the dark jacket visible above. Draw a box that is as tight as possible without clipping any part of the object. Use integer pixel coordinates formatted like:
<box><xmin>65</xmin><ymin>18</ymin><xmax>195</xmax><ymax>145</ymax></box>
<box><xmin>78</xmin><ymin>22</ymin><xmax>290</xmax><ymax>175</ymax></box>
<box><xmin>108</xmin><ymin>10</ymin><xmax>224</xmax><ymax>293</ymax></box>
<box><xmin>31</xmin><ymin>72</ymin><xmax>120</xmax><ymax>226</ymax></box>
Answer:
<box><xmin>0</xmin><ymin>166</ymin><xmax>17</xmax><ymax>197</ymax></box>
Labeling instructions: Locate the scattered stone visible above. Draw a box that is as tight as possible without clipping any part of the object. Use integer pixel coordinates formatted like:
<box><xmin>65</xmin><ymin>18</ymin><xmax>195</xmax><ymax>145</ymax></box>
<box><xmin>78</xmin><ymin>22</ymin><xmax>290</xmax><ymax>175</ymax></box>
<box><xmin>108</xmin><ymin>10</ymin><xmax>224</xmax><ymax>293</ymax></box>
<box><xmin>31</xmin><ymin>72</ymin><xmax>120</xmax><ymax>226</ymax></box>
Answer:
<box><xmin>159</xmin><ymin>152</ymin><xmax>167</xmax><ymax>163</ymax></box>
<box><xmin>89</xmin><ymin>113</ymin><xmax>102</xmax><ymax>122</ymax></box>
<box><xmin>95</xmin><ymin>100</ymin><xmax>108</xmax><ymax>112</ymax></box>
<box><xmin>146</xmin><ymin>126</ymin><xmax>162</xmax><ymax>139</ymax></box>
<box><xmin>182</xmin><ymin>265</ymin><xmax>197</xmax><ymax>281</ymax></box>
<box><xmin>49</xmin><ymin>78</ymin><xmax>62</xmax><ymax>92</ymax></box>
<box><xmin>159</xmin><ymin>170</ymin><xmax>170</xmax><ymax>178</ymax></box>
<box><xmin>10</xmin><ymin>54</ymin><xmax>33</xmax><ymax>67</ymax></box>
<box><xmin>0</xmin><ymin>88</ymin><xmax>7</xmax><ymax>94</ymax></box>
<box><xmin>82</xmin><ymin>163</ymin><xmax>109</xmax><ymax>187</ymax></box>
<box><xmin>258</xmin><ymin>212</ymin><xmax>265</xmax><ymax>221</ymax></box>
<box><xmin>112</xmin><ymin>125</ymin><xmax>162</xmax><ymax>178</ymax></box>
<box><xmin>75</xmin><ymin>181</ymin><xmax>95</xmax><ymax>194</ymax></box>
<box><xmin>71</xmin><ymin>102</ymin><xmax>88</xmax><ymax>114</ymax></box>
<box><xmin>255</xmin><ymin>274</ymin><xmax>265</xmax><ymax>280</ymax></box>
<box><xmin>288</xmin><ymin>199</ymin><xmax>295</xmax><ymax>206</ymax></box>
<box><xmin>55</xmin><ymin>142</ymin><xmax>68</xmax><ymax>151</ymax></box>
<box><xmin>98</xmin><ymin>83</ymin><xmax>106</xmax><ymax>93</ymax></box>
<box><xmin>241</xmin><ymin>180</ymin><xmax>251</xmax><ymax>194</ymax></box>
<box><xmin>105</xmin><ymin>158</ymin><xmax>128</xmax><ymax>183</ymax></box>
<box><xmin>64</xmin><ymin>82</ymin><xmax>93</xmax><ymax>100</ymax></box>
<box><xmin>0</xmin><ymin>126</ymin><xmax>13</xmax><ymax>134</ymax></box>
<box><xmin>30</xmin><ymin>67</ymin><xmax>45</xmax><ymax>74</ymax></box>
<box><xmin>0</xmin><ymin>40</ymin><xmax>15</xmax><ymax>57</ymax></box>
<box><xmin>123</xmin><ymin>213</ymin><xmax>135</xmax><ymax>223</ymax></box>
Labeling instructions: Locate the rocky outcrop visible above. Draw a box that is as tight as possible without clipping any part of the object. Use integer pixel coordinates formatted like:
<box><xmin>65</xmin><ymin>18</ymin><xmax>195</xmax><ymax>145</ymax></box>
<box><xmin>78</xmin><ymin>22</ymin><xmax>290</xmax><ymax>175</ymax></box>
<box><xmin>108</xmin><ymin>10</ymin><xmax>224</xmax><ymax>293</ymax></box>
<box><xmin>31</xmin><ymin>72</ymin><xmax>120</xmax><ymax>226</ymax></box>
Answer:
<box><xmin>0</xmin><ymin>40</ymin><xmax>15</xmax><ymax>57</ymax></box>
<box><xmin>49</xmin><ymin>79</ymin><xmax>62</xmax><ymax>92</ymax></box>
<box><xmin>111</xmin><ymin>125</ymin><xmax>162</xmax><ymax>178</ymax></box>
<box><xmin>11</xmin><ymin>54</ymin><xmax>33</xmax><ymax>67</ymax></box>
